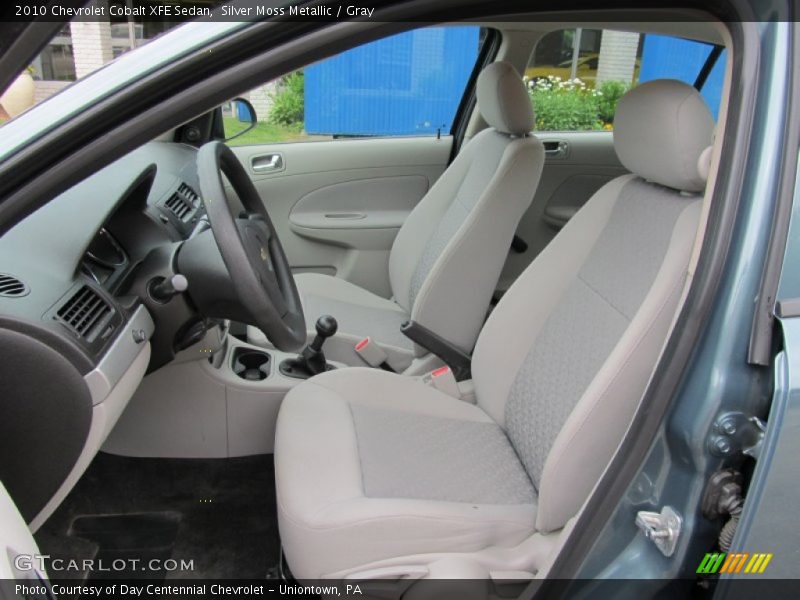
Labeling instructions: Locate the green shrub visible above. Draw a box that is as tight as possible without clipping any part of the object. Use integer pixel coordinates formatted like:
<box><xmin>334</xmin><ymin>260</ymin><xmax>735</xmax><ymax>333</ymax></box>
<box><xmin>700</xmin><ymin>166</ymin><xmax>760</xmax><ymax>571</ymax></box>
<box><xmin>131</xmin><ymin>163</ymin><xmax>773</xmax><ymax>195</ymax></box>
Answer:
<box><xmin>596</xmin><ymin>80</ymin><xmax>630</xmax><ymax>124</ymax></box>
<box><xmin>527</xmin><ymin>76</ymin><xmax>603</xmax><ymax>132</ymax></box>
<box><xmin>269</xmin><ymin>71</ymin><xmax>304</xmax><ymax>126</ymax></box>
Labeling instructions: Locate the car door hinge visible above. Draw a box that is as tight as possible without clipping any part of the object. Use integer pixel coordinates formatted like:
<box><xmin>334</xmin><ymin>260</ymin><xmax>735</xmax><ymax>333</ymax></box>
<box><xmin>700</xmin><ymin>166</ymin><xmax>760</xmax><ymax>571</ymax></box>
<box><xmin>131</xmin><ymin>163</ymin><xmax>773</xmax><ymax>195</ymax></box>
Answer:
<box><xmin>708</xmin><ymin>411</ymin><xmax>766</xmax><ymax>459</ymax></box>
<box><xmin>635</xmin><ymin>506</ymin><xmax>682</xmax><ymax>557</ymax></box>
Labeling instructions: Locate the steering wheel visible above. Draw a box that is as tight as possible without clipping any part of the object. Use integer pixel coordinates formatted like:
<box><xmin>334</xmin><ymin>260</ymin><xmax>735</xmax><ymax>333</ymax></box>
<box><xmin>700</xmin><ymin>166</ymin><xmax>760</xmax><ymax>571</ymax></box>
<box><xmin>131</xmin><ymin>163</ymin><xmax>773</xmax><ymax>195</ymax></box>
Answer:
<box><xmin>196</xmin><ymin>141</ymin><xmax>305</xmax><ymax>351</ymax></box>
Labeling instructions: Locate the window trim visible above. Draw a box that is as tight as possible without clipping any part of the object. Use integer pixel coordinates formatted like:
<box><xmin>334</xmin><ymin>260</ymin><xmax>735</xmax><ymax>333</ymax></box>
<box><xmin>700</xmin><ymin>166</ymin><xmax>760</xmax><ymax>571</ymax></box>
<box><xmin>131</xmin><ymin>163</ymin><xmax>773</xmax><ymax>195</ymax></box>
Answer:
<box><xmin>449</xmin><ymin>27</ymin><xmax>501</xmax><ymax>161</ymax></box>
<box><xmin>694</xmin><ymin>44</ymin><xmax>725</xmax><ymax>90</ymax></box>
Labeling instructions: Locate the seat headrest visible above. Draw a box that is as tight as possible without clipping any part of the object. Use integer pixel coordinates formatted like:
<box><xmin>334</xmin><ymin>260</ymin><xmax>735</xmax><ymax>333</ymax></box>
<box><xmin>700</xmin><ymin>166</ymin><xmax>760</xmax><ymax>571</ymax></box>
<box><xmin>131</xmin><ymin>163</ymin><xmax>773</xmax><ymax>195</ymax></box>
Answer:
<box><xmin>477</xmin><ymin>61</ymin><xmax>534</xmax><ymax>136</ymax></box>
<box><xmin>614</xmin><ymin>79</ymin><xmax>715</xmax><ymax>193</ymax></box>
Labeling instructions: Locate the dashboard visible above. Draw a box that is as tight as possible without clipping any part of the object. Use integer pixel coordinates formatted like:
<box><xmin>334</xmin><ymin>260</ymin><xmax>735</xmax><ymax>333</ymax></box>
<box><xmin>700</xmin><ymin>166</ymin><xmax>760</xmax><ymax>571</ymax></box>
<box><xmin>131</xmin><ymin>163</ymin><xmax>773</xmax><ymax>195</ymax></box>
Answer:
<box><xmin>0</xmin><ymin>141</ymin><xmax>210</xmax><ymax>370</ymax></box>
<box><xmin>0</xmin><ymin>140</ymin><xmax>216</xmax><ymax>524</ymax></box>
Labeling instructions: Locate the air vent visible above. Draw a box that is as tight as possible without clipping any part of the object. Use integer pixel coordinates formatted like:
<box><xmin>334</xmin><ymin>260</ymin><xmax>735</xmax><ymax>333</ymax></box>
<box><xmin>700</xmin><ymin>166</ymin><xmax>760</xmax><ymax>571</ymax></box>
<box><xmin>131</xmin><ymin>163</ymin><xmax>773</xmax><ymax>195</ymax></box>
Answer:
<box><xmin>0</xmin><ymin>273</ymin><xmax>28</xmax><ymax>298</ymax></box>
<box><xmin>178</xmin><ymin>182</ymin><xmax>199</xmax><ymax>204</ymax></box>
<box><xmin>164</xmin><ymin>182</ymin><xmax>200</xmax><ymax>223</ymax></box>
<box><xmin>164</xmin><ymin>193</ymin><xmax>192</xmax><ymax>222</ymax></box>
<box><xmin>55</xmin><ymin>285</ymin><xmax>113</xmax><ymax>341</ymax></box>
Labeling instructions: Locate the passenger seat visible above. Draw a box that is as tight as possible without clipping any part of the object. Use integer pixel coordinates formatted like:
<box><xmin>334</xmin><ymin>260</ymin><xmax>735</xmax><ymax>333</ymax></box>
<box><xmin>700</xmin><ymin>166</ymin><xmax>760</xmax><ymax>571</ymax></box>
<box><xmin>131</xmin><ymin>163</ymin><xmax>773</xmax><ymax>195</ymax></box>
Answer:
<box><xmin>248</xmin><ymin>61</ymin><xmax>545</xmax><ymax>371</ymax></box>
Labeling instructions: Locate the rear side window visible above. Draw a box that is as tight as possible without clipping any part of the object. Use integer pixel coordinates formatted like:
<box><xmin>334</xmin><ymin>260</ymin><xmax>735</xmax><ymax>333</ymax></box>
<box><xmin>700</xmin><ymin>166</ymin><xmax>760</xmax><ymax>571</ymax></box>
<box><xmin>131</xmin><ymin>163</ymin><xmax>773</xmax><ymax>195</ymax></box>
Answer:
<box><xmin>637</xmin><ymin>34</ymin><xmax>726</xmax><ymax>117</ymax></box>
<box><xmin>225</xmin><ymin>26</ymin><xmax>485</xmax><ymax>146</ymax></box>
<box><xmin>525</xmin><ymin>28</ymin><xmax>726</xmax><ymax>132</ymax></box>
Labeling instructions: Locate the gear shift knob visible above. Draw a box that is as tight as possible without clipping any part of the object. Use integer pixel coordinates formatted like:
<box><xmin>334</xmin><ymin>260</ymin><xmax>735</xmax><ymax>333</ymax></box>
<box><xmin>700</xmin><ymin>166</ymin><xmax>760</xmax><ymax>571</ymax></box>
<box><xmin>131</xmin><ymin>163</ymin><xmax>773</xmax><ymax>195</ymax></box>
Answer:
<box><xmin>315</xmin><ymin>315</ymin><xmax>338</xmax><ymax>339</ymax></box>
<box><xmin>280</xmin><ymin>315</ymin><xmax>338</xmax><ymax>379</ymax></box>
<box><xmin>302</xmin><ymin>315</ymin><xmax>337</xmax><ymax>373</ymax></box>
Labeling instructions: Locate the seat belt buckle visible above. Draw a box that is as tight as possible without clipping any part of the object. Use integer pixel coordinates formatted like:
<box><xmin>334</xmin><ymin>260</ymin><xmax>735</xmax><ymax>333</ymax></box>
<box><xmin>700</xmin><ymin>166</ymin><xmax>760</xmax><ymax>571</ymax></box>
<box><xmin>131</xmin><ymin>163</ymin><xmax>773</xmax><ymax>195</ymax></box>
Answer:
<box><xmin>422</xmin><ymin>366</ymin><xmax>460</xmax><ymax>398</ymax></box>
<box><xmin>355</xmin><ymin>337</ymin><xmax>394</xmax><ymax>371</ymax></box>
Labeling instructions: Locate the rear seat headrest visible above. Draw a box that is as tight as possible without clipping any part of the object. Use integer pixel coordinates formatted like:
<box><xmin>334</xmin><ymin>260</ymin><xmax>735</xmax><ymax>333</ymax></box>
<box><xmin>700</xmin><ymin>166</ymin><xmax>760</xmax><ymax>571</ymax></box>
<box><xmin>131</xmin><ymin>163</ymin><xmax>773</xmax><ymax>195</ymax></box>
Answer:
<box><xmin>614</xmin><ymin>79</ymin><xmax>715</xmax><ymax>193</ymax></box>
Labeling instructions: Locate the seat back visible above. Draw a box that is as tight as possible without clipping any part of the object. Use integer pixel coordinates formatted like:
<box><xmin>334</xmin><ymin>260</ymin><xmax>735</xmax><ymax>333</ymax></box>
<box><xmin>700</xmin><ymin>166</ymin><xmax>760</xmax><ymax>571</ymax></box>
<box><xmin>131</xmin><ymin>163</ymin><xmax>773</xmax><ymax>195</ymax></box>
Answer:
<box><xmin>388</xmin><ymin>62</ymin><xmax>544</xmax><ymax>355</ymax></box>
<box><xmin>471</xmin><ymin>80</ymin><xmax>715</xmax><ymax>533</ymax></box>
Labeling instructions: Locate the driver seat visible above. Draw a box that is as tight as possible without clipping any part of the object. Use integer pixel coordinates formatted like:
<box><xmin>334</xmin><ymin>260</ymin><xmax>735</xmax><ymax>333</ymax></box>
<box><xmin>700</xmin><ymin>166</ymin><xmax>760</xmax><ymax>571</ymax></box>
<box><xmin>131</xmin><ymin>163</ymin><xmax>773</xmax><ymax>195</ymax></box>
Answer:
<box><xmin>249</xmin><ymin>62</ymin><xmax>544</xmax><ymax>370</ymax></box>
<box><xmin>274</xmin><ymin>80</ymin><xmax>714</xmax><ymax>579</ymax></box>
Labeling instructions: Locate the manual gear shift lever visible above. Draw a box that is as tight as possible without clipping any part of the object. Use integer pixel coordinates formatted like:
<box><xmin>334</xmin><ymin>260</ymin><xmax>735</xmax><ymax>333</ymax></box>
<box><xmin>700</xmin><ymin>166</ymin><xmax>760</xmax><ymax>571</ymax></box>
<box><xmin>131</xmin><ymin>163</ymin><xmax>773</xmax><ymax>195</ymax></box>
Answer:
<box><xmin>309</xmin><ymin>315</ymin><xmax>338</xmax><ymax>351</ymax></box>
<box><xmin>279</xmin><ymin>315</ymin><xmax>338</xmax><ymax>379</ymax></box>
<box><xmin>301</xmin><ymin>315</ymin><xmax>338</xmax><ymax>374</ymax></box>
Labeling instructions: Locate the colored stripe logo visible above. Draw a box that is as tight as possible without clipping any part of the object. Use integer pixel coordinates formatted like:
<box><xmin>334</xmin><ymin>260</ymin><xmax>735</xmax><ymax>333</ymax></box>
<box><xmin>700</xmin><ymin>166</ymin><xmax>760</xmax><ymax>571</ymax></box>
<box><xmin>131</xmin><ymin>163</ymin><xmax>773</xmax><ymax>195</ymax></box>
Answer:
<box><xmin>697</xmin><ymin>552</ymin><xmax>773</xmax><ymax>574</ymax></box>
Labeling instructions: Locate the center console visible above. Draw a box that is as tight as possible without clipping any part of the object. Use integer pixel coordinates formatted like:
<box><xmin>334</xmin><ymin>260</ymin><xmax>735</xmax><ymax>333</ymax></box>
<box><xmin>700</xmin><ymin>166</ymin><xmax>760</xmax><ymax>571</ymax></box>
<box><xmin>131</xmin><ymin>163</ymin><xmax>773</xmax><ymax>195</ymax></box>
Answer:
<box><xmin>232</xmin><ymin>347</ymin><xmax>272</xmax><ymax>381</ymax></box>
<box><xmin>101</xmin><ymin>322</ymin><xmax>345</xmax><ymax>460</ymax></box>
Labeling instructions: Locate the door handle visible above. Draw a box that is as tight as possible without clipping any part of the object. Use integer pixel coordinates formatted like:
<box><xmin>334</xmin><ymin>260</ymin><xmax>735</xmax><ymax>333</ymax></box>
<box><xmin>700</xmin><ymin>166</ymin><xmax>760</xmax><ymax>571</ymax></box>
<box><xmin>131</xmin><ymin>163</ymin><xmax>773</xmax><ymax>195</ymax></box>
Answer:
<box><xmin>324</xmin><ymin>212</ymin><xmax>367</xmax><ymax>220</ymax></box>
<box><xmin>542</xmin><ymin>140</ymin><xmax>569</xmax><ymax>159</ymax></box>
<box><xmin>251</xmin><ymin>153</ymin><xmax>284</xmax><ymax>172</ymax></box>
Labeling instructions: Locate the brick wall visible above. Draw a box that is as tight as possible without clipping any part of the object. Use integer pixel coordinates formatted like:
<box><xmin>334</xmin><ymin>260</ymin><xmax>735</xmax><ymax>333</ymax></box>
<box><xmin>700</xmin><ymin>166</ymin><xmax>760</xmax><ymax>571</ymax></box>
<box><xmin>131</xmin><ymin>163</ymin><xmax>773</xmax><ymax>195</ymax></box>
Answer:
<box><xmin>69</xmin><ymin>4</ymin><xmax>113</xmax><ymax>80</ymax></box>
<box><xmin>596</xmin><ymin>30</ymin><xmax>640</xmax><ymax>85</ymax></box>
<box><xmin>34</xmin><ymin>80</ymin><xmax>71</xmax><ymax>104</ymax></box>
<box><xmin>248</xmin><ymin>82</ymin><xmax>278</xmax><ymax>123</ymax></box>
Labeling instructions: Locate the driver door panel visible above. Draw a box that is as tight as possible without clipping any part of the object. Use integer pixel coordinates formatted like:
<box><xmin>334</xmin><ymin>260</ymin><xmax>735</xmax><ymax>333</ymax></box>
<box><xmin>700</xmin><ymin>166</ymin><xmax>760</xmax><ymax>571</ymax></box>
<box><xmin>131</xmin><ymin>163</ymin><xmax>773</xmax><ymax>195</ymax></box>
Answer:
<box><xmin>229</xmin><ymin>136</ymin><xmax>451</xmax><ymax>298</ymax></box>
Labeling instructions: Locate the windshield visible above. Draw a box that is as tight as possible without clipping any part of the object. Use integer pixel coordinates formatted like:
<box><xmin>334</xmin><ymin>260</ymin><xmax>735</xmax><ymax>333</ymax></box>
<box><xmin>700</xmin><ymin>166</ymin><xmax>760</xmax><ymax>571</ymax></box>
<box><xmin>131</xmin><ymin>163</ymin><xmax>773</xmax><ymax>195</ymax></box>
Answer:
<box><xmin>0</xmin><ymin>19</ymin><xmax>244</xmax><ymax>161</ymax></box>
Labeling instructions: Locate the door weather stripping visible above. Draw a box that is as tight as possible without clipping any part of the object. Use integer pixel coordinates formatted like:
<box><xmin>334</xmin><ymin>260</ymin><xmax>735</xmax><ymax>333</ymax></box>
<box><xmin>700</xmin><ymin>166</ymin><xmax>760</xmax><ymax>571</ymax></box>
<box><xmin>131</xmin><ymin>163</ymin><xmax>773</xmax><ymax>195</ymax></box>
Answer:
<box><xmin>635</xmin><ymin>506</ymin><xmax>682</xmax><ymax>557</ymax></box>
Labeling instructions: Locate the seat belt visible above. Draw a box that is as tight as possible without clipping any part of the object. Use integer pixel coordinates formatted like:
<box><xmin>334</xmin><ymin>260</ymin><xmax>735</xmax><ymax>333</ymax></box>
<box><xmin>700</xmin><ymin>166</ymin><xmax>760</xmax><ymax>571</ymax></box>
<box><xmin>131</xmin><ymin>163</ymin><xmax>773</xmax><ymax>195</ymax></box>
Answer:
<box><xmin>354</xmin><ymin>337</ymin><xmax>396</xmax><ymax>372</ymax></box>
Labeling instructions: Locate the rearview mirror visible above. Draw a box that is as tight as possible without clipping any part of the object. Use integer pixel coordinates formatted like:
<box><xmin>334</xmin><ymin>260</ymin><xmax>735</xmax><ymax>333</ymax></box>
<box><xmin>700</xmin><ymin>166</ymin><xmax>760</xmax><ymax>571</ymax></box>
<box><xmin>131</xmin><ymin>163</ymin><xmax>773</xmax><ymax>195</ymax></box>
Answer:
<box><xmin>223</xmin><ymin>98</ymin><xmax>257</xmax><ymax>142</ymax></box>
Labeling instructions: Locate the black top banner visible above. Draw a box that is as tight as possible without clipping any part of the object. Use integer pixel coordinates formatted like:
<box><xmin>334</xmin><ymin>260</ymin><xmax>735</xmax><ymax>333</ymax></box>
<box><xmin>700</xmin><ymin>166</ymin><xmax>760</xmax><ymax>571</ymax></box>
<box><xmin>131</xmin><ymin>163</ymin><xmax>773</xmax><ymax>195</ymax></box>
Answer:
<box><xmin>0</xmin><ymin>0</ymin><xmax>794</xmax><ymax>24</ymax></box>
<box><xmin>4</xmin><ymin>0</ymin><xmax>387</xmax><ymax>23</ymax></box>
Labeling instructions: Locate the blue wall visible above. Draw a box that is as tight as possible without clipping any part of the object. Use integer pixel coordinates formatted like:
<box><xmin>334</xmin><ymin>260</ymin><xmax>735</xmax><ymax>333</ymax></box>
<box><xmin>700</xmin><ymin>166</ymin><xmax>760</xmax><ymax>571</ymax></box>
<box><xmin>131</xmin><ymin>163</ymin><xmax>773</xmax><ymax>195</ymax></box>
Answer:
<box><xmin>304</xmin><ymin>27</ymin><xmax>480</xmax><ymax>136</ymax></box>
<box><xmin>639</xmin><ymin>34</ymin><xmax>726</xmax><ymax>119</ymax></box>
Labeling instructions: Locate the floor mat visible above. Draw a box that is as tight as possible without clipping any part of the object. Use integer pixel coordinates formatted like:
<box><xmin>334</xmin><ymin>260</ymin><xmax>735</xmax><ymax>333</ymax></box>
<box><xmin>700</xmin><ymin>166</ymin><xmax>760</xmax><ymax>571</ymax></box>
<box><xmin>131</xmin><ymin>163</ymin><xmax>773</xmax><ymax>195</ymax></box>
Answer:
<box><xmin>36</xmin><ymin>452</ymin><xmax>278</xmax><ymax>580</ymax></box>
<box><xmin>68</xmin><ymin>512</ymin><xmax>180</xmax><ymax>580</ymax></box>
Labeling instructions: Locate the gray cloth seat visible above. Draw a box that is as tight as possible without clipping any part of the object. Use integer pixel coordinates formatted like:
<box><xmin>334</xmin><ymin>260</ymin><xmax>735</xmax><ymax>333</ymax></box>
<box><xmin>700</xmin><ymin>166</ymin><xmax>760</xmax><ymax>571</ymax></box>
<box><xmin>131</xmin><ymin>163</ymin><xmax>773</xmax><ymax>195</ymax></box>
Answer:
<box><xmin>249</xmin><ymin>61</ymin><xmax>545</xmax><ymax>370</ymax></box>
<box><xmin>275</xmin><ymin>79</ymin><xmax>716</xmax><ymax>579</ymax></box>
<box><xmin>275</xmin><ymin>368</ymin><xmax>539</xmax><ymax>580</ymax></box>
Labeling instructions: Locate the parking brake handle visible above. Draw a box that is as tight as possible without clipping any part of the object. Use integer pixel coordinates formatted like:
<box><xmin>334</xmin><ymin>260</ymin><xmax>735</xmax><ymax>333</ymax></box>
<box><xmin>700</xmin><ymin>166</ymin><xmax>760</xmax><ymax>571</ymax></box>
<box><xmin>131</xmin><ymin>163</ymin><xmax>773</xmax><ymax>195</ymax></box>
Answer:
<box><xmin>400</xmin><ymin>320</ymin><xmax>471</xmax><ymax>381</ymax></box>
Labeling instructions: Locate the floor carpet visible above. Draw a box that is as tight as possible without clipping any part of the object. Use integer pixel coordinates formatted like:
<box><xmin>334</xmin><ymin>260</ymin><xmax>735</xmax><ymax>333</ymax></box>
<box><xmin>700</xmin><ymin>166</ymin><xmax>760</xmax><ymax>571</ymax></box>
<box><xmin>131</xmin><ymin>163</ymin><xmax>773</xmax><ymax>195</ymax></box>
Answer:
<box><xmin>35</xmin><ymin>452</ymin><xmax>279</xmax><ymax>581</ymax></box>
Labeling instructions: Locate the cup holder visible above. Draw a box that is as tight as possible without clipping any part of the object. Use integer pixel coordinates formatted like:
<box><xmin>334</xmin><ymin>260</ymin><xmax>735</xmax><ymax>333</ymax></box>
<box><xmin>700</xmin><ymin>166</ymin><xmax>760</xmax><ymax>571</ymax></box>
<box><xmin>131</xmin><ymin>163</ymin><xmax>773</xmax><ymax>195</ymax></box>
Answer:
<box><xmin>232</xmin><ymin>348</ymin><xmax>271</xmax><ymax>381</ymax></box>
